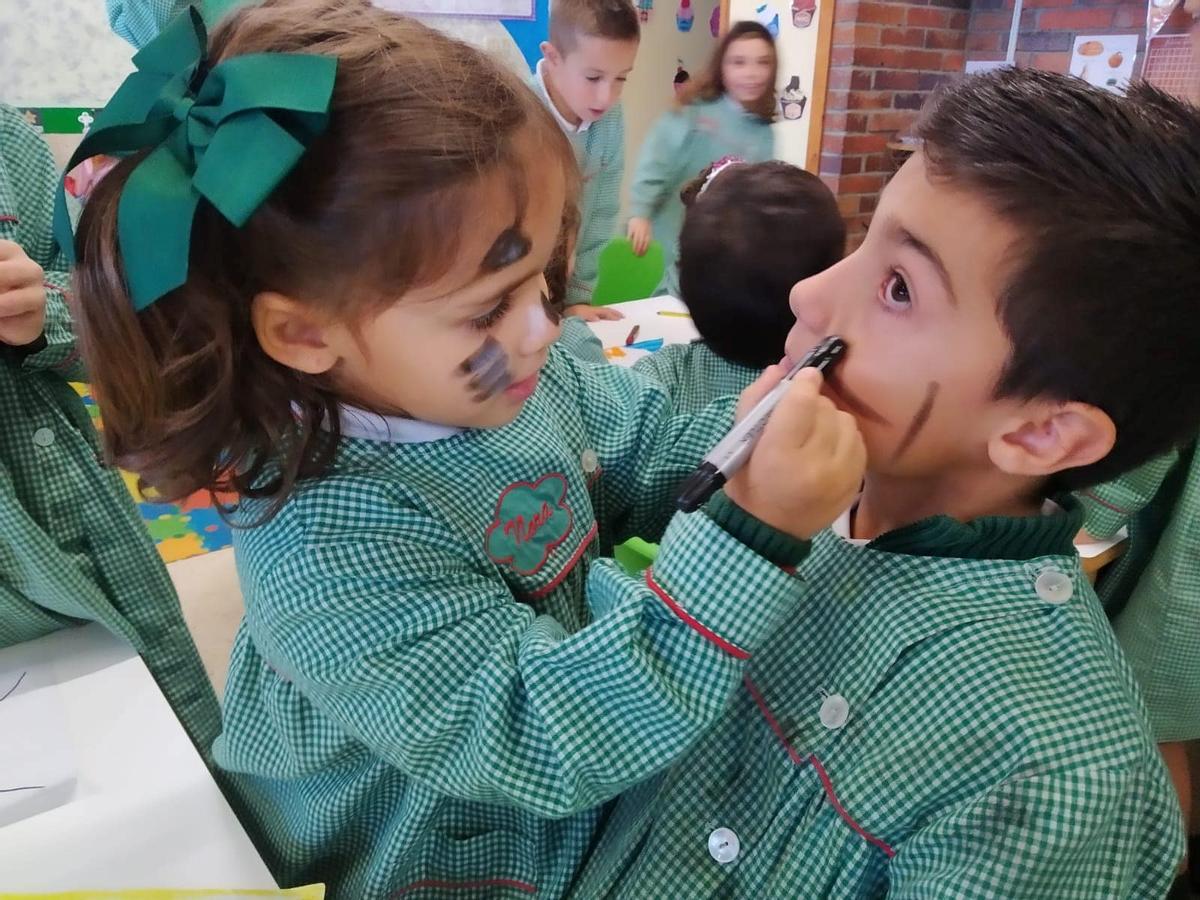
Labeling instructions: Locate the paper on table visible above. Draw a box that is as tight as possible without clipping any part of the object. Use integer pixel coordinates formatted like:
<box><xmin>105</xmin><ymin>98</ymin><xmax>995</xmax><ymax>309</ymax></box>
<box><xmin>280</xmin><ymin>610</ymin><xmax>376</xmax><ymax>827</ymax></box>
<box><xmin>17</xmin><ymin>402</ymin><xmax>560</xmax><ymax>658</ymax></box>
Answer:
<box><xmin>1076</xmin><ymin>526</ymin><xmax>1128</xmax><ymax>559</ymax></box>
<box><xmin>0</xmin><ymin>645</ymin><xmax>78</xmax><ymax>829</ymax></box>
<box><xmin>586</xmin><ymin>296</ymin><xmax>700</xmax><ymax>368</ymax></box>
<box><xmin>0</xmin><ymin>889</ymin><xmax>324</xmax><ymax>899</ymax></box>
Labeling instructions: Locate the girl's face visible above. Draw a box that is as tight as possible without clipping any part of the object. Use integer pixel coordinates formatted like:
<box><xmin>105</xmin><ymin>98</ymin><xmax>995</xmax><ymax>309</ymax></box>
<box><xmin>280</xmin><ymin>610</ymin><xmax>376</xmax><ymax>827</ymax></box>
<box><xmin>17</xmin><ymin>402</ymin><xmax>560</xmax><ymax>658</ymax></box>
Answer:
<box><xmin>299</xmin><ymin>138</ymin><xmax>569</xmax><ymax>431</ymax></box>
<box><xmin>722</xmin><ymin>37</ymin><xmax>774</xmax><ymax>109</ymax></box>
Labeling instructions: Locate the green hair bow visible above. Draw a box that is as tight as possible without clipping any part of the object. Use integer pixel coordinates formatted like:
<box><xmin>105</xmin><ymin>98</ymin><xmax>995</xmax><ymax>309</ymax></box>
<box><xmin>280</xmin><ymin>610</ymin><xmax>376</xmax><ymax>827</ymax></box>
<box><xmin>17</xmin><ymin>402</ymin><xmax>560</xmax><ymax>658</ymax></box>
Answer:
<box><xmin>54</xmin><ymin>5</ymin><xmax>337</xmax><ymax>310</ymax></box>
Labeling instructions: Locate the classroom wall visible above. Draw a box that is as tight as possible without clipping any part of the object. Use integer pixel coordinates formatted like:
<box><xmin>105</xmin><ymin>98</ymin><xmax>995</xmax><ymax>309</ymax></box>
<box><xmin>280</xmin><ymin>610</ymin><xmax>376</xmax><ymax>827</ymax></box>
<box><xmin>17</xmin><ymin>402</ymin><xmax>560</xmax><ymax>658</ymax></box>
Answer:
<box><xmin>617</xmin><ymin>2</ymin><xmax>723</xmax><ymax>218</ymax></box>
<box><xmin>728</xmin><ymin>0</ymin><xmax>827</xmax><ymax>167</ymax></box>
<box><xmin>816</xmin><ymin>0</ymin><xmax>970</xmax><ymax>249</ymax></box>
<box><xmin>966</xmin><ymin>0</ymin><xmax>1146</xmax><ymax>74</ymax></box>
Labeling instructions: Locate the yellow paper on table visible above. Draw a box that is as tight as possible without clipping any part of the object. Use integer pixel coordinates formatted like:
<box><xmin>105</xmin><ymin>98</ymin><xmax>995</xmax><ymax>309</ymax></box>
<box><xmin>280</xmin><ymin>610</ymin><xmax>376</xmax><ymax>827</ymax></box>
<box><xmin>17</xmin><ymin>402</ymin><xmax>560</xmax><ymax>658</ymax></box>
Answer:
<box><xmin>0</xmin><ymin>889</ymin><xmax>323</xmax><ymax>900</ymax></box>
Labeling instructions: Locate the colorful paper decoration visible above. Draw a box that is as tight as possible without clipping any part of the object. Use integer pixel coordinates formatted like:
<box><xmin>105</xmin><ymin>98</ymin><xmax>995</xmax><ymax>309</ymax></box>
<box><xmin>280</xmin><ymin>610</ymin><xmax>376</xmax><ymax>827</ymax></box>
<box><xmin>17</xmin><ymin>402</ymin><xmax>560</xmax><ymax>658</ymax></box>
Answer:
<box><xmin>677</xmin><ymin>0</ymin><xmax>694</xmax><ymax>31</ymax></box>
<box><xmin>755</xmin><ymin>2</ymin><xmax>780</xmax><ymax>37</ymax></box>
<box><xmin>779</xmin><ymin>74</ymin><xmax>807</xmax><ymax>120</ymax></box>
<box><xmin>792</xmin><ymin>0</ymin><xmax>816</xmax><ymax>28</ymax></box>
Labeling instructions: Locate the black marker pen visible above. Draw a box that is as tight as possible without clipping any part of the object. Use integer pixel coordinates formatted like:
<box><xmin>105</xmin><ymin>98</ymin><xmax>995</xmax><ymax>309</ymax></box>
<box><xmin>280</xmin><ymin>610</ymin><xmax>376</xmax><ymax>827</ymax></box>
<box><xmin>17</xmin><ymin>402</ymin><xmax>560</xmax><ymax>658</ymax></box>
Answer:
<box><xmin>677</xmin><ymin>336</ymin><xmax>847</xmax><ymax>513</ymax></box>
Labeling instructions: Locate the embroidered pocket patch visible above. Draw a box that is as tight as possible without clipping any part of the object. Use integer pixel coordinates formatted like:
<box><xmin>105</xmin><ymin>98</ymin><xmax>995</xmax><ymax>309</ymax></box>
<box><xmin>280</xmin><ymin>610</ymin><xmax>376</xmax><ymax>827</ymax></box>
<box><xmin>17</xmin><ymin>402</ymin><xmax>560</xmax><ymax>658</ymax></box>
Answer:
<box><xmin>485</xmin><ymin>474</ymin><xmax>575</xmax><ymax>575</ymax></box>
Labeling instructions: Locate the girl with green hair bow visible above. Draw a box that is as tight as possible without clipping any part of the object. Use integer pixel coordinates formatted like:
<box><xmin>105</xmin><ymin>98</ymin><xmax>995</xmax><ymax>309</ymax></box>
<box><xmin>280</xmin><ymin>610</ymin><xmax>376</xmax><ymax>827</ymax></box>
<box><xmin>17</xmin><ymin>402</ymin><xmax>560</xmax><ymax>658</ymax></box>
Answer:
<box><xmin>67</xmin><ymin>1</ymin><xmax>854</xmax><ymax>896</ymax></box>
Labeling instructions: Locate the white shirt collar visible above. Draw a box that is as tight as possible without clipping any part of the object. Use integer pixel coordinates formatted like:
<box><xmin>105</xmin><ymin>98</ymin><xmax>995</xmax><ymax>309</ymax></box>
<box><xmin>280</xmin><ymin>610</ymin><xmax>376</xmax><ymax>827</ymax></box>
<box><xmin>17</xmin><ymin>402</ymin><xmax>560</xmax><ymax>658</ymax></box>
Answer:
<box><xmin>536</xmin><ymin>60</ymin><xmax>590</xmax><ymax>133</ymax></box>
<box><xmin>337</xmin><ymin>405</ymin><xmax>464</xmax><ymax>444</ymax></box>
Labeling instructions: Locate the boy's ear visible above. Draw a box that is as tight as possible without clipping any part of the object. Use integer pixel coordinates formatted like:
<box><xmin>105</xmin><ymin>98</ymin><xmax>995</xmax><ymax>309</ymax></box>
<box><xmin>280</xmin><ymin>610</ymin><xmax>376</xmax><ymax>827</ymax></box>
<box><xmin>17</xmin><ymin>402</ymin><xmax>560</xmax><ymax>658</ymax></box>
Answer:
<box><xmin>541</xmin><ymin>40</ymin><xmax>563</xmax><ymax>67</ymax></box>
<box><xmin>251</xmin><ymin>291</ymin><xmax>341</xmax><ymax>376</ymax></box>
<box><xmin>988</xmin><ymin>401</ymin><xmax>1116</xmax><ymax>480</ymax></box>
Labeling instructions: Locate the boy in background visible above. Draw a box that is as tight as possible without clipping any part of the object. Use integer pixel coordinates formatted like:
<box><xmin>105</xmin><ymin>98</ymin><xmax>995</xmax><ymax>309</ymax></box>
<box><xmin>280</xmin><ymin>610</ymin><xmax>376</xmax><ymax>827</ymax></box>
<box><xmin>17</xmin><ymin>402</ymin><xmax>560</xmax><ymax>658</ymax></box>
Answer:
<box><xmin>532</xmin><ymin>0</ymin><xmax>639</xmax><ymax>320</ymax></box>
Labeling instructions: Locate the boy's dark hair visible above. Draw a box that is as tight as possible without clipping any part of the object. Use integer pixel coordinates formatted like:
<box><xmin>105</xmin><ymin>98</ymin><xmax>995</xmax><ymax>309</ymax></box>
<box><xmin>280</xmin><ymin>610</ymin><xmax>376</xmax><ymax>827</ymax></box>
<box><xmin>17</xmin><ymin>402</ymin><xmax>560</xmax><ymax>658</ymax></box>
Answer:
<box><xmin>916</xmin><ymin>69</ymin><xmax>1200</xmax><ymax>491</ymax></box>
<box><xmin>678</xmin><ymin>160</ymin><xmax>844</xmax><ymax>368</ymax></box>
<box><xmin>549</xmin><ymin>0</ymin><xmax>640</xmax><ymax>53</ymax></box>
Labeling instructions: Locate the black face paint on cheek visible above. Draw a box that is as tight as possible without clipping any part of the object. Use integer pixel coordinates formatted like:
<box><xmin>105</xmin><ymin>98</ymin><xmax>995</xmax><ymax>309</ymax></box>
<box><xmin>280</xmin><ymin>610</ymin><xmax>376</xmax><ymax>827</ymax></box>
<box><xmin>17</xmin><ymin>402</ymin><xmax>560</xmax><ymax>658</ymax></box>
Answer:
<box><xmin>481</xmin><ymin>227</ymin><xmax>532</xmax><ymax>273</ymax></box>
<box><xmin>459</xmin><ymin>336</ymin><xmax>513</xmax><ymax>401</ymax></box>
<box><xmin>541</xmin><ymin>290</ymin><xmax>563</xmax><ymax>326</ymax></box>
<box><xmin>891</xmin><ymin>381</ymin><xmax>941</xmax><ymax>461</ymax></box>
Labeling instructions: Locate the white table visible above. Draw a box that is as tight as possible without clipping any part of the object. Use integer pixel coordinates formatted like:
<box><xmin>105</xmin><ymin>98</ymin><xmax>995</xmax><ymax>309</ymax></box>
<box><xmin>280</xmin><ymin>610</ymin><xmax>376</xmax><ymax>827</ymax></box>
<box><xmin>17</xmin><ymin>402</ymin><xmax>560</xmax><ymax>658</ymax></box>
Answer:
<box><xmin>585</xmin><ymin>296</ymin><xmax>699</xmax><ymax>368</ymax></box>
<box><xmin>0</xmin><ymin>624</ymin><xmax>276</xmax><ymax>891</ymax></box>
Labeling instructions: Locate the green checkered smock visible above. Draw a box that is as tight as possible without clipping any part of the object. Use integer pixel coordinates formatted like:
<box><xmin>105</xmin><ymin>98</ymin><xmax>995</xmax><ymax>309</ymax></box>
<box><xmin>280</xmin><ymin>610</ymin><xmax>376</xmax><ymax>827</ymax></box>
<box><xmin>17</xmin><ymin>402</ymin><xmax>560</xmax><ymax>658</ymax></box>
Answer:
<box><xmin>1081</xmin><ymin>445</ymin><xmax>1200</xmax><ymax>742</ymax></box>
<box><xmin>214</xmin><ymin>346</ymin><xmax>813</xmax><ymax>898</ymax></box>
<box><xmin>569</xmin><ymin>497</ymin><xmax>1183</xmax><ymax>898</ymax></box>
<box><xmin>0</xmin><ymin>102</ymin><xmax>220</xmax><ymax>758</ymax></box>
<box><xmin>633</xmin><ymin>341</ymin><xmax>759</xmax><ymax>416</ymax></box>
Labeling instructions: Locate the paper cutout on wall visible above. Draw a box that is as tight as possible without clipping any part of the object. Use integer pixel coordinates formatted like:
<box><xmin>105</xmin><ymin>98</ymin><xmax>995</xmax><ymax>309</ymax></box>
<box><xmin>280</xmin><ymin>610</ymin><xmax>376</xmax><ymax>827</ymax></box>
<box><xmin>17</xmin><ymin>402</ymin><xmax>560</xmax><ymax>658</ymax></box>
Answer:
<box><xmin>710</xmin><ymin>4</ymin><xmax>721</xmax><ymax>37</ymax></box>
<box><xmin>792</xmin><ymin>0</ymin><xmax>816</xmax><ymax>28</ymax></box>
<box><xmin>677</xmin><ymin>0</ymin><xmax>694</xmax><ymax>31</ymax></box>
<box><xmin>638</xmin><ymin>0</ymin><xmax>654</xmax><ymax>23</ymax></box>
<box><xmin>1070</xmin><ymin>34</ymin><xmax>1138</xmax><ymax>93</ymax></box>
<box><xmin>755</xmin><ymin>3</ymin><xmax>780</xmax><ymax>37</ymax></box>
<box><xmin>780</xmin><ymin>75</ymin><xmax>808</xmax><ymax>120</ymax></box>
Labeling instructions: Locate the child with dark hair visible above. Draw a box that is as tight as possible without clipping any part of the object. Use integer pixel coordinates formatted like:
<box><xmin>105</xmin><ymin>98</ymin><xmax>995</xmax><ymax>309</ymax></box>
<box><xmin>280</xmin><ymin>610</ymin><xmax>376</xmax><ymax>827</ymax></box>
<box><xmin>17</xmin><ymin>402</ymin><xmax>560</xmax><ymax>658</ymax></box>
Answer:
<box><xmin>567</xmin><ymin>69</ymin><xmax>1200</xmax><ymax>897</ymax></box>
<box><xmin>634</xmin><ymin>158</ymin><xmax>844</xmax><ymax>414</ymax></box>
<box><xmin>65</xmin><ymin>2</ymin><xmax>865</xmax><ymax>895</ymax></box>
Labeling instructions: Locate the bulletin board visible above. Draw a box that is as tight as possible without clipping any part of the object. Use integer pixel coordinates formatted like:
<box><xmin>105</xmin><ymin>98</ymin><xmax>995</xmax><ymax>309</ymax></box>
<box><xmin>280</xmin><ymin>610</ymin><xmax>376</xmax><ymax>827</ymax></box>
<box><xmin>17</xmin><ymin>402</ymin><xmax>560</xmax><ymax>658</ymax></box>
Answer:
<box><xmin>376</xmin><ymin>0</ymin><xmax>536</xmax><ymax>19</ymax></box>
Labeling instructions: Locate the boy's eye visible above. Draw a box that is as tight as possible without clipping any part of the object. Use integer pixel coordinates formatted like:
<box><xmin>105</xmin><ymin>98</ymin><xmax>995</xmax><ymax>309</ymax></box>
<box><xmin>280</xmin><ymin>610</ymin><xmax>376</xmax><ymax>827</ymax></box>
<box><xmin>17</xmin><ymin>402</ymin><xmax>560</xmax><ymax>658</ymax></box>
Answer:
<box><xmin>882</xmin><ymin>272</ymin><xmax>912</xmax><ymax>308</ymax></box>
<box><xmin>470</xmin><ymin>295</ymin><xmax>513</xmax><ymax>331</ymax></box>
<box><xmin>586</xmin><ymin>75</ymin><xmax>602</xmax><ymax>82</ymax></box>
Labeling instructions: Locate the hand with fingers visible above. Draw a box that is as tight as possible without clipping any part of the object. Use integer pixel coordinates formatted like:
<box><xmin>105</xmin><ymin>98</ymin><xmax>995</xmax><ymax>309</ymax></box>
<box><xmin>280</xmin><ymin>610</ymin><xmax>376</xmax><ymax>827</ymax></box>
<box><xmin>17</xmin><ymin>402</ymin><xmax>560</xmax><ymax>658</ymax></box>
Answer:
<box><xmin>0</xmin><ymin>240</ymin><xmax>47</xmax><ymax>348</ymax></box>
<box><xmin>725</xmin><ymin>366</ymin><xmax>867</xmax><ymax>541</ymax></box>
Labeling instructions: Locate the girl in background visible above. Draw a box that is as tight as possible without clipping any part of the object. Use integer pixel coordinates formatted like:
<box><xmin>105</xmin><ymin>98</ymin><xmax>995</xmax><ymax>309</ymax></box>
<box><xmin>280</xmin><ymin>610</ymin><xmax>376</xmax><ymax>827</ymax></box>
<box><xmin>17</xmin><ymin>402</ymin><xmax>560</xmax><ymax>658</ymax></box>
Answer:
<box><xmin>626</xmin><ymin>20</ymin><xmax>777</xmax><ymax>297</ymax></box>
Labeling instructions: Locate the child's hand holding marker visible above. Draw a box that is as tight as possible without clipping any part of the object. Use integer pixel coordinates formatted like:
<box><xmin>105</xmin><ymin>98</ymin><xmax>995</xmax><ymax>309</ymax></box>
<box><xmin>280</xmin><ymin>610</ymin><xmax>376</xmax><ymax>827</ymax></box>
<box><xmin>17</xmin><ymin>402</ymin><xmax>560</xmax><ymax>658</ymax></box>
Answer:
<box><xmin>724</xmin><ymin>363</ymin><xmax>866</xmax><ymax>542</ymax></box>
<box><xmin>0</xmin><ymin>239</ymin><xmax>47</xmax><ymax>347</ymax></box>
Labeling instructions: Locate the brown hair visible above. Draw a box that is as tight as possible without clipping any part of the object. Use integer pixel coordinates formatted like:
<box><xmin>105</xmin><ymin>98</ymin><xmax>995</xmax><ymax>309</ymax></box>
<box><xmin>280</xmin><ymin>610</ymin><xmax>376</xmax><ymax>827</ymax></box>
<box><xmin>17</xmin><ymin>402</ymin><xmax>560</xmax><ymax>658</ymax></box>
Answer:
<box><xmin>678</xmin><ymin>20</ymin><xmax>777</xmax><ymax>122</ymax></box>
<box><xmin>73</xmin><ymin>0</ymin><xmax>577</xmax><ymax>515</ymax></box>
<box><xmin>549</xmin><ymin>0</ymin><xmax>640</xmax><ymax>53</ymax></box>
<box><xmin>678</xmin><ymin>160</ymin><xmax>844</xmax><ymax>367</ymax></box>
<box><xmin>916</xmin><ymin>69</ymin><xmax>1200</xmax><ymax>490</ymax></box>
<box><xmin>545</xmin><ymin>199</ymin><xmax>581</xmax><ymax>311</ymax></box>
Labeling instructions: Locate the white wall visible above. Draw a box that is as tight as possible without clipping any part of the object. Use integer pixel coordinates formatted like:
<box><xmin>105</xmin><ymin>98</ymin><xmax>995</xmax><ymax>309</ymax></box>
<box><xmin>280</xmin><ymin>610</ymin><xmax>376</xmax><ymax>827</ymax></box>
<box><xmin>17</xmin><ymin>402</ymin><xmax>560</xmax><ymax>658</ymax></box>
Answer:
<box><xmin>618</xmin><ymin>1</ymin><xmax>722</xmax><ymax>218</ymax></box>
<box><xmin>728</xmin><ymin>0</ymin><xmax>825</xmax><ymax>167</ymax></box>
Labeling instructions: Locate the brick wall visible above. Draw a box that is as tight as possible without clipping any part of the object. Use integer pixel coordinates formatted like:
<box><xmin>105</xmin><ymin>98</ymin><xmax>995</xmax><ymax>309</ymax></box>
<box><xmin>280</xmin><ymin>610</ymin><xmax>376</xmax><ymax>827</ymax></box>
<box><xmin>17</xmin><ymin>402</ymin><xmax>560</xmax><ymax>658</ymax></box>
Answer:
<box><xmin>967</xmin><ymin>0</ymin><xmax>1146</xmax><ymax>74</ymax></box>
<box><xmin>818</xmin><ymin>0</ymin><xmax>970</xmax><ymax>249</ymax></box>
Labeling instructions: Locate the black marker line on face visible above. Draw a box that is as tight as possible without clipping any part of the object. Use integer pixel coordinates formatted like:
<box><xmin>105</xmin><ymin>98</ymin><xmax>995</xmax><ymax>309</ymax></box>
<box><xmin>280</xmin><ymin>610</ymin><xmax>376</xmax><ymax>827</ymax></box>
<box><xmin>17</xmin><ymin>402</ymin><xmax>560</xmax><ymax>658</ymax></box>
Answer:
<box><xmin>460</xmin><ymin>336</ymin><xmax>513</xmax><ymax>401</ymax></box>
<box><xmin>891</xmin><ymin>381</ymin><xmax>940</xmax><ymax>461</ymax></box>
<box><xmin>481</xmin><ymin>226</ymin><xmax>532</xmax><ymax>273</ymax></box>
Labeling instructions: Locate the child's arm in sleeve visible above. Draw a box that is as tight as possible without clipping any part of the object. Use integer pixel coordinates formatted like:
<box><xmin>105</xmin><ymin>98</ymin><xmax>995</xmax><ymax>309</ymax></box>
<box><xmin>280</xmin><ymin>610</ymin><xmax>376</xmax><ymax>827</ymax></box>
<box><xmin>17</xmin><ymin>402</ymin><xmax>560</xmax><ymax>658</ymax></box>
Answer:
<box><xmin>248</xmin><ymin>494</ymin><xmax>807</xmax><ymax>819</ymax></box>
<box><xmin>569</xmin><ymin>108</ymin><xmax>626</xmax><ymax>306</ymax></box>
<box><xmin>556</xmin><ymin>315</ymin><xmax>610</xmax><ymax>365</ymax></box>
<box><xmin>627</xmin><ymin>111</ymin><xmax>693</xmax><ymax>225</ymax></box>
<box><xmin>0</xmin><ymin>105</ymin><xmax>83</xmax><ymax>379</ymax></box>
<box><xmin>563</xmin><ymin>346</ymin><xmax>733</xmax><ymax>545</ymax></box>
<box><xmin>887</xmin><ymin>764</ymin><xmax>1184</xmax><ymax>899</ymax></box>
<box><xmin>1078</xmin><ymin>450</ymin><xmax>1180</xmax><ymax>539</ymax></box>
<box><xmin>630</xmin><ymin>343</ymin><xmax>690</xmax><ymax>412</ymax></box>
